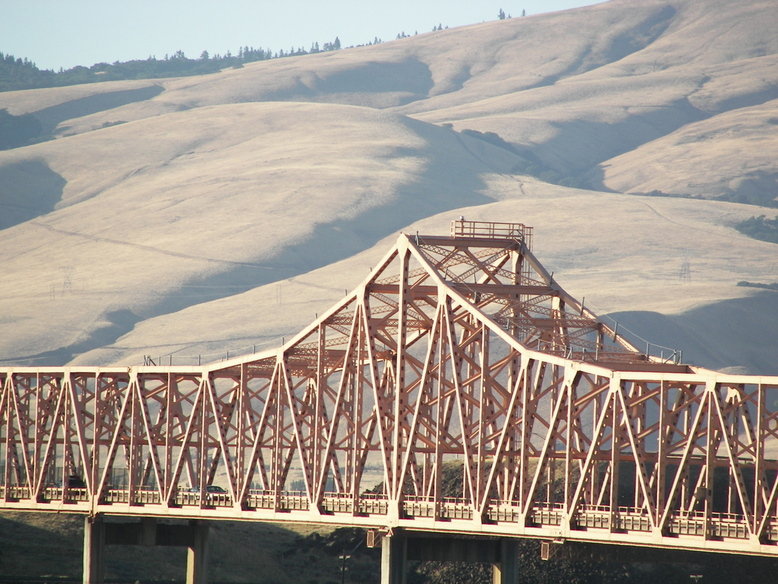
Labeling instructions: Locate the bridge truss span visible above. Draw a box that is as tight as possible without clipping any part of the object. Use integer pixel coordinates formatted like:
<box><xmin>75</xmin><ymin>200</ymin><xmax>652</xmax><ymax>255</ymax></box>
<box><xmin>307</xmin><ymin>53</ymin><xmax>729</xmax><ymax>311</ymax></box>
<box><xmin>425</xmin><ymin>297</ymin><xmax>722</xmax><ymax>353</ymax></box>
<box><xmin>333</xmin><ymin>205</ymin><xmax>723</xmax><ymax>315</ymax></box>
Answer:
<box><xmin>1</xmin><ymin>220</ymin><xmax>777</xmax><ymax>557</ymax></box>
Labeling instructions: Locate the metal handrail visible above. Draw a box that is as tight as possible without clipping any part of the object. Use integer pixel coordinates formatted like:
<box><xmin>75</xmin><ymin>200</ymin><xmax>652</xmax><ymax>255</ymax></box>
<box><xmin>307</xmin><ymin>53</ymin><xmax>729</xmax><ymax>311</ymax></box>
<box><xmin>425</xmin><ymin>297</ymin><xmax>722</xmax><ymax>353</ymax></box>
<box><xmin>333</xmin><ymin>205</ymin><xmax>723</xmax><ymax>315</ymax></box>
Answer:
<box><xmin>451</xmin><ymin>219</ymin><xmax>533</xmax><ymax>249</ymax></box>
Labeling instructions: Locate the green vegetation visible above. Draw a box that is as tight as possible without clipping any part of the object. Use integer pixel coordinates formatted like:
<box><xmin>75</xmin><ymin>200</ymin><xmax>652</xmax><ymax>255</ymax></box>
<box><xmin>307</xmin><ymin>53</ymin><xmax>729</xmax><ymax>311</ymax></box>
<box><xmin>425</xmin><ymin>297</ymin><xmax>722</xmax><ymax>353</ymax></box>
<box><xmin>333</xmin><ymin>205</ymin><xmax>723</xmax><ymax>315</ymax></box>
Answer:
<box><xmin>737</xmin><ymin>281</ymin><xmax>778</xmax><ymax>290</ymax></box>
<box><xmin>0</xmin><ymin>42</ymin><xmax>344</xmax><ymax>93</ymax></box>
<box><xmin>0</xmin><ymin>15</ymin><xmax>476</xmax><ymax>93</ymax></box>
<box><xmin>735</xmin><ymin>215</ymin><xmax>778</xmax><ymax>244</ymax></box>
<box><xmin>0</xmin><ymin>511</ymin><xmax>378</xmax><ymax>583</ymax></box>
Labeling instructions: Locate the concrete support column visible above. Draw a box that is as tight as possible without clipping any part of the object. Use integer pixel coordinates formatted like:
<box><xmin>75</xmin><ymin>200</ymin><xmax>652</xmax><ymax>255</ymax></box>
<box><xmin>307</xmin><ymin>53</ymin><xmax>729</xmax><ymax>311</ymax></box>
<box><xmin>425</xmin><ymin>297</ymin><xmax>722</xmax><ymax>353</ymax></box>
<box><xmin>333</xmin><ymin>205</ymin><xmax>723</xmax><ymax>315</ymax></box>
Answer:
<box><xmin>186</xmin><ymin>520</ymin><xmax>209</xmax><ymax>584</ymax></box>
<box><xmin>82</xmin><ymin>515</ymin><xmax>105</xmax><ymax>584</ymax></box>
<box><xmin>380</xmin><ymin>531</ymin><xmax>407</xmax><ymax>584</ymax></box>
<box><xmin>491</xmin><ymin>538</ymin><xmax>519</xmax><ymax>584</ymax></box>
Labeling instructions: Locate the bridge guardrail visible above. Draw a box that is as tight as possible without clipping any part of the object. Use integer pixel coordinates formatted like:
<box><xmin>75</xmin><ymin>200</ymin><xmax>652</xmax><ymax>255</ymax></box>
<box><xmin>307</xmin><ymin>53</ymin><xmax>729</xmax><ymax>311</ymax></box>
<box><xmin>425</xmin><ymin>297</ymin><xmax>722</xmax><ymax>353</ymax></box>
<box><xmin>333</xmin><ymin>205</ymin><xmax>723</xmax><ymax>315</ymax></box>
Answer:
<box><xmin>402</xmin><ymin>495</ymin><xmax>436</xmax><ymax>518</ymax></box>
<box><xmin>245</xmin><ymin>490</ymin><xmax>309</xmax><ymax>511</ymax></box>
<box><xmin>3</xmin><ymin>486</ymin><xmax>30</xmax><ymax>501</ymax></box>
<box><xmin>529</xmin><ymin>503</ymin><xmax>564</xmax><ymax>526</ymax></box>
<box><xmin>41</xmin><ymin>486</ymin><xmax>90</xmax><ymax>503</ymax></box>
<box><xmin>242</xmin><ymin>490</ymin><xmax>389</xmax><ymax>514</ymax></box>
<box><xmin>357</xmin><ymin>493</ymin><xmax>388</xmax><ymax>515</ymax></box>
<box><xmin>322</xmin><ymin>491</ymin><xmax>352</xmax><ymax>513</ymax></box>
<box><xmin>1</xmin><ymin>485</ymin><xmax>774</xmax><ymax>548</ymax></box>
<box><xmin>246</xmin><ymin>490</ymin><xmax>275</xmax><ymax>509</ymax></box>
<box><xmin>2</xmin><ymin>485</ymin><xmax>90</xmax><ymax>503</ymax></box>
<box><xmin>440</xmin><ymin>497</ymin><xmax>473</xmax><ymax>520</ymax></box>
<box><xmin>668</xmin><ymin>511</ymin><xmax>751</xmax><ymax>540</ymax></box>
<box><xmin>487</xmin><ymin>502</ymin><xmax>521</xmax><ymax>523</ymax></box>
<box><xmin>176</xmin><ymin>489</ymin><xmax>232</xmax><ymax>508</ymax></box>
<box><xmin>450</xmin><ymin>219</ymin><xmax>533</xmax><ymax>248</ymax></box>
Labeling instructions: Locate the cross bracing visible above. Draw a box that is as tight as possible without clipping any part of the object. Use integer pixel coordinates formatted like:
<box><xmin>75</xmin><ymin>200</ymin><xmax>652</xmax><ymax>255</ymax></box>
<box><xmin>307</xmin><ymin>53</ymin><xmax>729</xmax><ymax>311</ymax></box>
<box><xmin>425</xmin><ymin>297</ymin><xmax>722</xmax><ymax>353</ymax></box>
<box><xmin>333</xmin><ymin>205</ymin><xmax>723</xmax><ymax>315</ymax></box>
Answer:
<box><xmin>1</xmin><ymin>220</ymin><xmax>777</xmax><ymax>557</ymax></box>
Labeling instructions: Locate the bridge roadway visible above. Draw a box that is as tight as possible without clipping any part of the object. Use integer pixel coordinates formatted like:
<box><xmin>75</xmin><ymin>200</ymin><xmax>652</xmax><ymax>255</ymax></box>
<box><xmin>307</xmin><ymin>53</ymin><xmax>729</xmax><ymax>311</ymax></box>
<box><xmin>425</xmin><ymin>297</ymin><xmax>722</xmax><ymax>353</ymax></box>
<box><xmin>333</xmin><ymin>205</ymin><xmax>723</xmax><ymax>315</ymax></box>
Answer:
<box><xmin>1</xmin><ymin>221</ymin><xmax>777</xmax><ymax>583</ymax></box>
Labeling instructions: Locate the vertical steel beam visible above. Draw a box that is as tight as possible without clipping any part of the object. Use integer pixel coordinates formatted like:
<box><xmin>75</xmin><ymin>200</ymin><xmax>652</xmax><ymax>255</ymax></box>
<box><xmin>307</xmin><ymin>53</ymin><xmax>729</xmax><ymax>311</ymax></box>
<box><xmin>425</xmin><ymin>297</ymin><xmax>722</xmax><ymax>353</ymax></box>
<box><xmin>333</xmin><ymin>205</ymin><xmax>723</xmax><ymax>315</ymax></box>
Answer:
<box><xmin>392</xmin><ymin>245</ymin><xmax>410</xmax><ymax>508</ymax></box>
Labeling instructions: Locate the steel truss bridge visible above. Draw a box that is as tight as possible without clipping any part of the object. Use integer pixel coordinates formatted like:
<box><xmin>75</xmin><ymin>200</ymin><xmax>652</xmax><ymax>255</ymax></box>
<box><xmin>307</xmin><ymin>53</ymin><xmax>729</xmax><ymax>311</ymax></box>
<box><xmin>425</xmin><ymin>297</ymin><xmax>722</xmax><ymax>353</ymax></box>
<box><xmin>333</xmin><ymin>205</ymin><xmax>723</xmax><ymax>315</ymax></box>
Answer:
<box><xmin>1</xmin><ymin>220</ymin><xmax>777</xmax><ymax>580</ymax></box>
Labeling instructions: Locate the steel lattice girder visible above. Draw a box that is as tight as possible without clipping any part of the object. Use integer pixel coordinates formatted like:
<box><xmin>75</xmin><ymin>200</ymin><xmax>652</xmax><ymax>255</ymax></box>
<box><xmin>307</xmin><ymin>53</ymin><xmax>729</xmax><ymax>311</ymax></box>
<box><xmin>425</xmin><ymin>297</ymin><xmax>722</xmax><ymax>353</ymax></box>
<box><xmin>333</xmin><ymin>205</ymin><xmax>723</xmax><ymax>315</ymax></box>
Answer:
<box><xmin>1</xmin><ymin>223</ymin><xmax>777</xmax><ymax>557</ymax></box>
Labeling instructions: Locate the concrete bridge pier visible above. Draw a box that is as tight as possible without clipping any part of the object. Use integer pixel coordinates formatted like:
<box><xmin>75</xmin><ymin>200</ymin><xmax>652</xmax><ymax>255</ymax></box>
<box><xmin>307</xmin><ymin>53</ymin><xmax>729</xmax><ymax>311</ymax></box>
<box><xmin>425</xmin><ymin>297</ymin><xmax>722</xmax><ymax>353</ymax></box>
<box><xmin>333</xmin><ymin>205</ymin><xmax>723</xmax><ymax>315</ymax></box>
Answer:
<box><xmin>82</xmin><ymin>516</ymin><xmax>209</xmax><ymax>584</ymax></box>
<box><xmin>492</xmin><ymin>538</ymin><xmax>519</xmax><ymax>584</ymax></box>
<box><xmin>380</xmin><ymin>531</ymin><xmax>407</xmax><ymax>584</ymax></box>
<box><xmin>83</xmin><ymin>516</ymin><xmax>105</xmax><ymax>584</ymax></box>
<box><xmin>380</xmin><ymin>531</ymin><xmax>519</xmax><ymax>584</ymax></box>
<box><xmin>186</xmin><ymin>520</ymin><xmax>209</xmax><ymax>584</ymax></box>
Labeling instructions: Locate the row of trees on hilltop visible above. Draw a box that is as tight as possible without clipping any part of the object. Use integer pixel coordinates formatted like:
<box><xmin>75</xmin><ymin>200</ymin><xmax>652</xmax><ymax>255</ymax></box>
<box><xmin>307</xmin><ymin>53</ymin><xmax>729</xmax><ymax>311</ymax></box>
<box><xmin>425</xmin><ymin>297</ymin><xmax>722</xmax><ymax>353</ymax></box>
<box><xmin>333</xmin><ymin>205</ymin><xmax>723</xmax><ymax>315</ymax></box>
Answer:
<box><xmin>498</xmin><ymin>8</ymin><xmax>526</xmax><ymax>19</ymax></box>
<box><xmin>0</xmin><ymin>36</ymin><xmax>347</xmax><ymax>92</ymax></box>
<box><xmin>0</xmin><ymin>52</ymin><xmax>54</xmax><ymax>91</ymax></box>
<box><xmin>1</xmin><ymin>8</ymin><xmax>531</xmax><ymax>93</ymax></box>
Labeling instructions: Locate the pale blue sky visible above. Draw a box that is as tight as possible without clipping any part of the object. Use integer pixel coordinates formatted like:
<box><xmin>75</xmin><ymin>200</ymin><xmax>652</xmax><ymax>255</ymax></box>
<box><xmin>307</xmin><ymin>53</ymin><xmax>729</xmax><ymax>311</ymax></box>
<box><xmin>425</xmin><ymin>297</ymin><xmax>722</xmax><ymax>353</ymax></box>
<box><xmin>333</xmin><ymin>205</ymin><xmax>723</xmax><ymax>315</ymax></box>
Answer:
<box><xmin>2</xmin><ymin>0</ymin><xmax>605</xmax><ymax>71</ymax></box>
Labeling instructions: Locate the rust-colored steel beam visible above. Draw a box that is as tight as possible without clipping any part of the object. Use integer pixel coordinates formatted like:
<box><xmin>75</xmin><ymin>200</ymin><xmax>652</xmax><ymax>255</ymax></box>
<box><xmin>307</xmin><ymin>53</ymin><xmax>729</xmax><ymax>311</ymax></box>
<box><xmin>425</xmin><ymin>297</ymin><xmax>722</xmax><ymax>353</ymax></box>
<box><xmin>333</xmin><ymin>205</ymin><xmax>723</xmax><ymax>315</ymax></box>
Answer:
<box><xmin>1</xmin><ymin>220</ymin><xmax>777</xmax><ymax>557</ymax></box>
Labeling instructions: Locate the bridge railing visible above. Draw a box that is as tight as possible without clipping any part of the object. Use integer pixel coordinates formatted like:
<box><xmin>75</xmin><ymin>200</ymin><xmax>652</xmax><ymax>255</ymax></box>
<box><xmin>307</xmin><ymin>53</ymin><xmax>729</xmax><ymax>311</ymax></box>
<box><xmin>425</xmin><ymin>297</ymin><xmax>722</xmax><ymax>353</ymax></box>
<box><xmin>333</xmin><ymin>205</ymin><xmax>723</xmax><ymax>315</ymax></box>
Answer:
<box><xmin>356</xmin><ymin>492</ymin><xmax>389</xmax><ymax>515</ymax></box>
<box><xmin>3</xmin><ymin>483</ymin><xmax>777</xmax><ymax>547</ymax></box>
<box><xmin>529</xmin><ymin>502</ymin><xmax>564</xmax><ymax>526</ymax></box>
<box><xmin>450</xmin><ymin>219</ymin><xmax>533</xmax><ymax>248</ymax></box>
<box><xmin>401</xmin><ymin>495</ymin><xmax>435</xmax><ymax>518</ymax></box>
